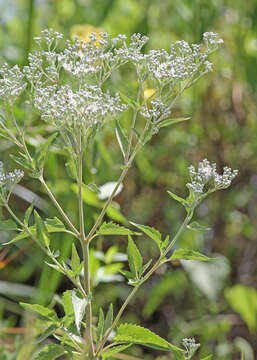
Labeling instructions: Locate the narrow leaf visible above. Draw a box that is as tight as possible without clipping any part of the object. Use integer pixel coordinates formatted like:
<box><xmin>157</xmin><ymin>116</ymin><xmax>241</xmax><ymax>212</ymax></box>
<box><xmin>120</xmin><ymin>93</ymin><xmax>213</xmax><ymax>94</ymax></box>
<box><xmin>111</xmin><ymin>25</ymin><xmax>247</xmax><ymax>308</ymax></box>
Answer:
<box><xmin>0</xmin><ymin>219</ymin><xmax>17</xmax><ymax>231</ymax></box>
<box><xmin>20</xmin><ymin>303</ymin><xmax>58</xmax><ymax>322</ymax></box>
<box><xmin>127</xmin><ymin>235</ymin><xmax>143</xmax><ymax>277</ymax></box>
<box><xmin>130</xmin><ymin>222</ymin><xmax>162</xmax><ymax>249</ymax></box>
<box><xmin>71</xmin><ymin>244</ymin><xmax>81</xmax><ymax>275</ymax></box>
<box><xmin>35</xmin><ymin>324</ymin><xmax>57</xmax><ymax>344</ymax></box>
<box><xmin>201</xmin><ymin>356</ymin><xmax>212</xmax><ymax>360</ymax></box>
<box><xmin>157</xmin><ymin>117</ymin><xmax>190</xmax><ymax>128</ymax></box>
<box><xmin>167</xmin><ymin>191</ymin><xmax>189</xmax><ymax>209</ymax></box>
<box><xmin>24</xmin><ymin>202</ymin><xmax>34</xmax><ymax>226</ymax></box>
<box><xmin>97</xmin><ymin>307</ymin><xmax>104</xmax><ymax>343</ymax></box>
<box><xmin>62</xmin><ymin>290</ymin><xmax>73</xmax><ymax>316</ymax></box>
<box><xmin>170</xmin><ymin>249</ymin><xmax>213</xmax><ymax>262</ymax></box>
<box><xmin>34</xmin><ymin>210</ymin><xmax>50</xmax><ymax>248</ymax></box>
<box><xmin>34</xmin><ymin>343</ymin><xmax>66</xmax><ymax>360</ymax></box>
<box><xmin>101</xmin><ymin>344</ymin><xmax>131</xmax><ymax>358</ymax></box>
<box><xmin>104</xmin><ymin>303</ymin><xmax>113</xmax><ymax>335</ymax></box>
<box><xmin>187</xmin><ymin>221</ymin><xmax>211</xmax><ymax>231</ymax></box>
<box><xmin>71</xmin><ymin>290</ymin><xmax>88</xmax><ymax>333</ymax></box>
<box><xmin>35</xmin><ymin>132</ymin><xmax>58</xmax><ymax>170</ymax></box>
<box><xmin>115</xmin><ymin>120</ymin><xmax>128</xmax><ymax>159</ymax></box>
<box><xmin>97</xmin><ymin>221</ymin><xmax>140</xmax><ymax>236</ymax></box>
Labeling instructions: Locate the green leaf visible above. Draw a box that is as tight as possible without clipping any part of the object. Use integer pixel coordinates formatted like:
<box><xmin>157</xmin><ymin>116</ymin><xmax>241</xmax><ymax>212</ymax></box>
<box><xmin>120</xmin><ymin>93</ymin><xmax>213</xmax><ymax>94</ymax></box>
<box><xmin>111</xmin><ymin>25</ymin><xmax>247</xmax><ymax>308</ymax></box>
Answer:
<box><xmin>71</xmin><ymin>244</ymin><xmax>81</xmax><ymax>275</ymax></box>
<box><xmin>127</xmin><ymin>235</ymin><xmax>143</xmax><ymax>278</ymax></box>
<box><xmin>157</xmin><ymin>117</ymin><xmax>190</xmax><ymax>128</ymax></box>
<box><xmin>34</xmin><ymin>210</ymin><xmax>50</xmax><ymax>248</ymax></box>
<box><xmin>97</xmin><ymin>307</ymin><xmax>104</xmax><ymax>344</ymax></box>
<box><xmin>224</xmin><ymin>285</ymin><xmax>257</xmax><ymax>332</ymax></box>
<box><xmin>97</xmin><ymin>221</ymin><xmax>140</xmax><ymax>236</ymax></box>
<box><xmin>139</xmin><ymin>259</ymin><xmax>152</xmax><ymax>278</ymax></box>
<box><xmin>170</xmin><ymin>249</ymin><xmax>213</xmax><ymax>262</ymax></box>
<box><xmin>24</xmin><ymin>202</ymin><xmax>34</xmax><ymax>226</ymax></box>
<box><xmin>167</xmin><ymin>191</ymin><xmax>189</xmax><ymax>209</ymax></box>
<box><xmin>114</xmin><ymin>323</ymin><xmax>184</xmax><ymax>355</ymax></box>
<box><xmin>187</xmin><ymin>221</ymin><xmax>211</xmax><ymax>231</ymax></box>
<box><xmin>20</xmin><ymin>303</ymin><xmax>58</xmax><ymax>322</ymax></box>
<box><xmin>101</xmin><ymin>344</ymin><xmax>131</xmax><ymax>358</ymax></box>
<box><xmin>118</xmin><ymin>91</ymin><xmax>134</xmax><ymax>106</ymax></box>
<box><xmin>35</xmin><ymin>324</ymin><xmax>57</xmax><ymax>344</ymax></box>
<box><xmin>130</xmin><ymin>222</ymin><xmax>162</xmax><ymax>249</ymax></box>
<box><xmin>35</xmin><ymin>133</ymin><xmax>58</xmax><ymax>170</ymax></box>
<box><xmin>103</xmin><ymin>303</ymin><xmax>113</xmax><ymax>335</ymax></box>
<box><xmin>201</xmin><ymin>356</ymin><xmax>212</xmax><ymax>360</ymax></box>
<box><xmin>115</xmin><ymin>120</ymin><xmax>128</xmax><ymax>159</ymax></box>
<box><xmin>71</xmin><ymin>289</ymin><xmax>89</xmax><ymax>333</ymax></box>
<box><xmin>62</xmin><ymin>290</ymin><xmax>73</xmax><ymax>316</ymax></box>
<box><xmin>10</xmin><ymin>154</ymin><xmax>32</xmax><ymax>171</ymax></box>
<box><xmin>34</xmin><ymin>343</ymin><xmax>66</xmax><ymax>360</ymax></box>
<box><xmin>0</xmin><ymin>219</ymin><xmax>17</xmax><ymax>231</ymax></box>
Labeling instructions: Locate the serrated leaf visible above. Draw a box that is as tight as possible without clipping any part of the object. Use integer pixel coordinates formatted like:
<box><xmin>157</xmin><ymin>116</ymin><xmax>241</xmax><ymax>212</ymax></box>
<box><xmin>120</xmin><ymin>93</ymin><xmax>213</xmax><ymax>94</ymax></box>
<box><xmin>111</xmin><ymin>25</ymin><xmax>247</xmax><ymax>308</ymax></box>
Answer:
<box><xmin>71</xmin><ymin>290</ymin><xmax>88</xmax><ymax>333</ymax></box>
<box><xmin>114</xmin><ymin>323</ymin><xmax>184</xmax><ymax>355</ymax></box>
<box><xmin>71</xmin><ymin>244</ymin><xmax>81</xmax><ymax>275</ymax></box>
<box><xmin>24</xmin><ymin>202</ymin><xmax>34</xmax><ymax>226</ymax></box>
<box><xmin>130</xmin><ymin>222</ymin><xmax>162</xmax><ymax>249</ymax></box>
<box><xmin>34</xmin><ymin>343</ymin><xmax>66</xmax><ymax>360</ymax></box>
<box><xmin>187</xmin><ymin>221</ymin><xmax>211</xmax><ymax>231</ymax></box>
<box><xmin>170</xmin><ymin>249</ymin><xmax>213</xmax><ymax>262</ymax></box>
<box><xmin>0</xmin><ymin>219</ymin><xmax>17</xmax><ymax>231</ymax></box>
<box><xmin>35</xmin><ymin>133</ymin><xmax>58</xmax><ymax>170</ymax></box>
<box><xmin>97</xmin><ymin>222</ymin><xmax>139</xmax><ymax>236</ymax></box>
<box><xmin>20</xmin><ymin>303</ymin><xmax>58</xmax><ymax>322</ymax></box>
<box><xmin>157</xmin><ymin>117</ymin><xmax>190</xmax><ymax>128</ymax></box>
<box><xmin>167</xmin><ymin>191</ymin><xmax>189</xmax><ymax>209</ymax></box>
<box><xmin>127</xmin><ymin>235</ymin><xmax>143</xmax><ymax>278</ymax></box>
<box><xmin>97</xmin><ymin>308</ymin><xmax>104</xmax><ymax>344</ymax></box>
<box><xmin>34</xmin><ymin>210</ymin><xmax>50</xmax><ymax>248</ymax></box>
<box><xmin>101</xmin><ymin>344</ymin><xmax>131</xmax><ymax>358</ymax></box>
<box><xmin>35</xmin><ymin>324</ymin><xmax>57</xmax><ymax>344</ymax></box>
<box><xmin>115</xmin><ymin>120</ymin><xmax>128</xmax><ymax>159</ymax></box>
<box><xmin>103</xmin><ymin>303</ymin><xmax>113</xmax><ymax>335</ymax></box>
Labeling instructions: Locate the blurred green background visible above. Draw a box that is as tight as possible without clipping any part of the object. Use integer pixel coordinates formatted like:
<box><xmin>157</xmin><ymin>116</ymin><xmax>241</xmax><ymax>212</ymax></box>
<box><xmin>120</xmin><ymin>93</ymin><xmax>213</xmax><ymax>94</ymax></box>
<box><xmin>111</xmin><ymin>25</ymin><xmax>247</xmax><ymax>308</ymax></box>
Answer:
<box><xmin>0</xmin><ymin>0</ymin><xmax>257</xmax><ymax>359</ymax></box>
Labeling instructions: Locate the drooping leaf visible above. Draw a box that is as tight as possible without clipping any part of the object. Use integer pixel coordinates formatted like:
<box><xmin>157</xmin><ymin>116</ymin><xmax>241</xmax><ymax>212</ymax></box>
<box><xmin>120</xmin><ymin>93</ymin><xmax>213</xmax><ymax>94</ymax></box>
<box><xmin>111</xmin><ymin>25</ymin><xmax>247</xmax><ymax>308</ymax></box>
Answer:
<box><xmin>114</xmin><ymin>323</ymin><xmax>184</xmax><ymax>355</ymax></box>
<box><xmin>115</xmin><ymin>120</ymin><xmax>128</xmax><ymax>159</ymax></box>
<box><xmin>170</xmin><ymin>249</ymin><xmax>213</xmax><ymax>262</ymax></box>
<box><xmin>20</xmin><ymin>303</ymin><xmax>58</xmax><ymax>322</ymax></box>
<box><xmin>97</xmin><ymin>221</ymin><xmax>139</xmax><ymax>236</ymax></box>
<box><xmin>71</xmin><ymin>290</ymin><xmax>89</xmax><ymax>333</ymax></box>
<box><xmin>187</xmin><ymin>221</ymin><xmax>211</xmax><ymax>231</ymax></box>
<box><xmin>224</xmin><ymin>285</ymin><xmax>257</xmax><ymax>332</ymax></box>
<box><xmin>97</xmin><ymin>307</ymin><xmax>104</xmax><ymax>344</ymax></box>
<box><xmin>35</xmin><ymin>133</ymin><xmax>58</xmax><ymax>170</ymax></box>
<box><xmin>0</xmin><ymin>219</ymin><xmax>17</xmax><ymax>231</ymax></box>
<box><xmin>34</xmin><ymin>210</ymin><xmax>50</xmax><ymax>248</ymax></box>
<box><xmin>130</xmin><ymin>222</ymin><xmax>162</xmax><ymax>249</ymax></box>
<box><xmin>103</xmin><ymin>303</ymin><xmax>113</xmax><ymax>335</ymax></box>
<box><xmin>157</xmin><ymin>117</ymin><xmax>190</xmax><ymax>128</ymax></box>
<box><xmin>101</xmin><ymin>344</ymin><xmax>131</xmax><ymax>358</ymax></box>
<box><xmin>127</xmin><ymin>235</ymin><xmax>143</xmax><ymax>278</ymax></box>
<box><xmin>34</xmin><ymin>343</ymin><xmax>66</xmax><ymax>360</ymax></box>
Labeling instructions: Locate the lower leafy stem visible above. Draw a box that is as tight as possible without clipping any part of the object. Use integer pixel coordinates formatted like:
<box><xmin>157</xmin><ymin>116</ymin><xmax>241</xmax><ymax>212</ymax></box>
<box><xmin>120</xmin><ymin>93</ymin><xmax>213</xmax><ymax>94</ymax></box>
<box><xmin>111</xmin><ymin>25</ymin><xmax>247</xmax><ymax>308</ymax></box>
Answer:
<box><xmin>96</xmin><ymin>211</ymin><xmax>193</xmax><ymax>356</ymax></box>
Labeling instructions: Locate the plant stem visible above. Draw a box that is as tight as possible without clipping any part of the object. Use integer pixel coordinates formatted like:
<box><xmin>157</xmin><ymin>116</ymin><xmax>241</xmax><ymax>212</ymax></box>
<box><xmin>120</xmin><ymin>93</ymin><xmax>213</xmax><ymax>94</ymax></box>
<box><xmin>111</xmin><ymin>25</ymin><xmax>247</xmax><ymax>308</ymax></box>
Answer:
<box><xmin>77</xmin><ymin>136</ymin><xmax>94</xmax><ymax>359</ymax></box>
<box><xmin>39</xmin><ymin>176</ymin><xmax>80</xmax><ymax>239</ymax></box>
<box><xmin>96</xmin><ymin>212</ymin><xmax>193</xmax><ymax>356</ymax></box>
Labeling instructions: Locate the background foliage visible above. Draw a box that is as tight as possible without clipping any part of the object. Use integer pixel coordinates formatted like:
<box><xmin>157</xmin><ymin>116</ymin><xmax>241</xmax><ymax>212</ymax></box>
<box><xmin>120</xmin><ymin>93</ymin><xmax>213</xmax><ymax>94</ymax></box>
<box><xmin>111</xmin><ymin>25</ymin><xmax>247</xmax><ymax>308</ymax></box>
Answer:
<box><xmin>0</xmin><ymin>0</ymin><xmax>256</xmax><ymax>359</ymax></box>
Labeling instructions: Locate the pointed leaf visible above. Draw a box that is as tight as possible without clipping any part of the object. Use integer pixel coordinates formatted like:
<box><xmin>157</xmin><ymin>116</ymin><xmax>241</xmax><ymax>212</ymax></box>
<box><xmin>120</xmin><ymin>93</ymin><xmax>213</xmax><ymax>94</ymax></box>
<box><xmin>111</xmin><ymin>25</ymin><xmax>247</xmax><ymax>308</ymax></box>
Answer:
<box><xmin>97</xmin><ymin>307</ymin><xmax>104</xmax><ymax>344</ymax></box>
<box><xmin>127</xmin><ymin>235</ymin><xmax>143</xmax><ymax>277</ymax></box>
<box><xmin>35</xmin><ymin>133</ymin><xmax>58</xmax><ymax>170</ymax></box>
<box><xmin>201</xmin><ymin>356</ymin><xmax>212</xmax><ymax>360</ymax></box>
<box><xmin>157</xmin><ymin>117</ymin><xmax>190</xmax><ymax>128</ymax></box>
<box><xmin>34</xmin><ymin>343</ymin><xmax>66</xmax><ymax>360</ymax></box>
<box><xmin>20</xmin><ymin>303</ymin><xmax>58</xmax><ymax>322</ymax></box>
<box><xmin>130</xmin><ymin>222</ymin><xmax>162</xmax><ymax>249</ymax></box>
<box><xmin>115</xmin><ymin>120</ymin><xmax>128</xmax><ymax>159</ymax></box>
<box><xmin>139</xmin><ymin>259</ymin><xmax>152</xmax><ymax>277</ymax></box>
<box><xmin>71</xmin><ymin>244</ymin><xmax>81</xmax><ymax>275</ymax></box>
<box><xmin>71</xmin><ymin>289</ymin><xmax>88</xmax><ymax>333</ymax></box>
<box><xmin>24</xmin><ymin>202</ymin><xmax>34</xmax><ymax>226</ymax></box>
<box><xmin>114</xmin><ymin>323</ymin><xmax>184</xmax><ymax>355</ymax></box>
<box><xmin>187</xmin><ymin>221</ymin><xmax>211</xmax><ymax>231</ymax></box>
<box><xmin>35</xmin><ymin>324</ymin><xmax>57</xmax><ymax>344</ymax></box>
<box><xmin>0</xmin><ymin>219</ymin><xmax>17</xmax><ymax>231</ymax></box>
<box><xmin>10</xmin><ymin>154</ymin><xmax>32</xmax><ymax>171</ymax></box>
<box><xmin>97</xmin><ymin>221</ymin><xmax>140</xmax><ymax>236</ymax></box>
<box><xmin>104</xmin><ymin>303</ymin><xmax>113</xmax><ymax>335</ymax></box>
<box><xmin>170</xmin><ymin>249</ymin><xmax>213</xmax><ymax>262</ymax></box>
<box><xmin>62</xmin><ymin>290</ymin><xmax>73</xmax><ymax>316</ymax></box>
<box><xmin>167</xmin><ymin>191</ymin><xmax>189</xmax><ymax>209</ymax></box>
<box><xmin>34</xmin><ymin>210</ymin><xmax>50</xmax><ymax>248</ymax></box>
<box><xmin>101</xmin><ymin>344</ymin><xmax>131</xmax><ymax>358</ymax></box>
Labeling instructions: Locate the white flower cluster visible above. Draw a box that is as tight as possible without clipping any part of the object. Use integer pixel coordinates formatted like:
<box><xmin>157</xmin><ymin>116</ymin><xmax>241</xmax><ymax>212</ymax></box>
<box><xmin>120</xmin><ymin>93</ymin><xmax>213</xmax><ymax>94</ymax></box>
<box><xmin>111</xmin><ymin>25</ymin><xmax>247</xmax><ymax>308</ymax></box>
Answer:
<box><xmin>182</xmin><ymin>338</ymin><xmax>200</xmax><ymax>358</ymax></box>
<box><xmin>0</xmin><ymin>161</ymin><xmax>24</xmax><ymax>188</ymax></box>
<box><xmin>203</xmin><ymin>32</ymin><xmax>224</xmax><ymax>49</ymax></box>
<box><xmin>0</xmin><ymin>64</ymin><xmax>26</xmax><ymax>105</ymax></box>
<box><xmin>187</xmin><ymin>159</ymin><xmax>238</xmax><ymax>196</ymax></box>
<box><xmin>34</xmin><ymin>85</ymin><xmax>126</xmax><ymax>132</ymax></box>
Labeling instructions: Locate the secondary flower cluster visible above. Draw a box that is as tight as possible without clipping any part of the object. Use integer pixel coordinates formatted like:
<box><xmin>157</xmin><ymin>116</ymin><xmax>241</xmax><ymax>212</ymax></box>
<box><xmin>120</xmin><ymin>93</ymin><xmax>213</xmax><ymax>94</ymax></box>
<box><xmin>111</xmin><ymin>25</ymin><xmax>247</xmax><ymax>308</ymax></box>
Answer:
<box><xmin>187</xmin><ymin>159</ymin><xmax>238</xmax><ymax>196</ymax></box>
<box><xmin>0</xmin><ymin>161</ymin><xmax>24</xmax><ymax>188</ymax></box>
<box><xmin>182</xmin><ymin>338</ymin><xmax>200</xmax><ymax>359</ymax></box>
<box><xmin>0</xmin><ymin>64</ymin><xmax>26</xmax><ymax>105</ymax></box>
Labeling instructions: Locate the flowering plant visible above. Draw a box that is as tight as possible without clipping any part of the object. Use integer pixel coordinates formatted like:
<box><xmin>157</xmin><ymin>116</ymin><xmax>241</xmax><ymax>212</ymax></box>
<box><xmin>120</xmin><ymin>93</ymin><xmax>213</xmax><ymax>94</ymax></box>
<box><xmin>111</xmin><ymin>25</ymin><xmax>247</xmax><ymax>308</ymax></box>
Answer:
<box><xmin>0</xmin><ymin>29</ymin><xmax>236</xmax><ymax>359</ymax></box>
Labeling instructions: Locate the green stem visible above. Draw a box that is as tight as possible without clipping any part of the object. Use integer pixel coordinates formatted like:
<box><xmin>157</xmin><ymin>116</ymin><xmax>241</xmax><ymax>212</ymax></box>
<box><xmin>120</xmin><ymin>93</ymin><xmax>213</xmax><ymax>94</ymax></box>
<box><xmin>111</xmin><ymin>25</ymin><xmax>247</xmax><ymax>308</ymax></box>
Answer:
<box><xmin>96</xmin><ymin>212</ymin><xmax>193</xmax><ymax>356</ymax></box>
<box><xmin>77</xmin><ymin>136</ymin><xmax>94</xmax><ymax>359</ymax></box>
